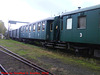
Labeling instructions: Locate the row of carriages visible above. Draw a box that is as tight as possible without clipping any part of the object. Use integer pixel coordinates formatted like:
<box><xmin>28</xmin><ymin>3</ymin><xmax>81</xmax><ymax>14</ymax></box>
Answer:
<box><xmin>9</xmin><ymin>5</ymin><xmax>100</xmax><ymax>57</ymax></box>
<box><xmin>10</xmin><ymin>5</ymin><xmax>100</xmax><ymax>45</ymax></box>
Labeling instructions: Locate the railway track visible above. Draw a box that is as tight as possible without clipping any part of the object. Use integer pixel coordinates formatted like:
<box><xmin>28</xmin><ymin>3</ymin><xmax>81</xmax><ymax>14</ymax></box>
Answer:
<box><xmin>0</xmin><ymin>64</ymin><xmax>9</xmax><ymax>75</ymax></box>
<box><xmin>0</xmin><ymin>45</ymin><xmax>54</xmax><ymax>75</ymax></box>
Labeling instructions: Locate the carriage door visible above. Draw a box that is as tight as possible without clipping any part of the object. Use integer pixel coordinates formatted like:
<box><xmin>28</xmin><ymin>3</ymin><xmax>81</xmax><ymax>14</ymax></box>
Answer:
<box><xmin>53</xmin><ymin>16</ymin><xmax>60</xmax><ymax>41</ymax></box>
<box><xmin>49</xmin><ymin>21</ymin><xmax>54</xmax><ymax>41</ymax></box>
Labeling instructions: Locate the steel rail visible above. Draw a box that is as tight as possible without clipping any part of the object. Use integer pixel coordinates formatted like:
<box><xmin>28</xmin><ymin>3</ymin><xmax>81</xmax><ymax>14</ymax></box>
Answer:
<box><xmin>0</xmin><ymin>64</ymin><xmax>10</xmax><ymax>75</ymax></box>
<box><xmin>0</xmin><ymin>45</ymin><xmax>54</xmax><ymax>75</ymax></box>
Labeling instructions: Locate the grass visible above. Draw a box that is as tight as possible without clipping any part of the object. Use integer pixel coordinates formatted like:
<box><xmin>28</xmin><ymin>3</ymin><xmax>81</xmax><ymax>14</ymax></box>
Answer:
<box><xmin>0</xmin><ymin>39</ymin><xmax>100</xmax><ymax>71</ymax></box>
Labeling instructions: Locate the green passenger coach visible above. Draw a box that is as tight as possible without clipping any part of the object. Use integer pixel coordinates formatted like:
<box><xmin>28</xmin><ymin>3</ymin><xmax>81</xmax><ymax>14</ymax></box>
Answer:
<box><xmin>20</xmin><ymin>18</ymin><xmax>54</xmax><ymax>41</ymax></box>
<box><xmin>60</xmin><ymin>5</ymin><xmax>100</xmax><ymax>45</ymax></box>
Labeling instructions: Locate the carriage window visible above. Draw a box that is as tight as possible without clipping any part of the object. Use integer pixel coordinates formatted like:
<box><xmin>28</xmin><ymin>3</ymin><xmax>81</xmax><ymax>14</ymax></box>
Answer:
<box><xmin>22</xmin><ymin>27</ymin><xmax>24</xmax><ymax>32</ymax></box>
<box><xmin>78</xmin><ymin>16</ymin><xmax>86</xmax><ymax>29</ymax></box>
<box><xmin>50</xmin><ymin>23</ymin><xmax>53</xmax><ymax>31</ymax></box>
<box><xmin>66</xmin><ymin>18</ymin><xmax>72</xmax><ymax>29</ymax></box>
<box><xmin>33</xmin><ymin>24</ymin><xmax>35</xmax><ymax>31</ymax></box>
<box><xmin>23</xmin><ymin>26</ymin><xmax>25</xmax><ymax>32</ymax></box>
<box><xmin>26</xmin><ymin>26</ymin><xmax>28</xmax><ymax>32</ymax></box>
<box><xmin>38</xmin><ymin>23</ymin><xmax>41</xmax><ymax>31</ymax></box>
<box><xmin>16</xmin><ymin>30</ymin><xmax>17</xmax><ymax>36</ymax></box>
<box><xmin>29</xmin><ymin>25</ymin><xmax>31</xmax><ymax>31</ymax></box>
<box><xmin>42</xmin><ymin>21</ymin><xmax>45</xmax><ymax>31</ymax></box>
<box><xmin>21</xmin><ymin>27</ymin><xmax>23</xmax><ymax>32</ymax></box>
<box><xmin>24</xmin><ymin>26</ymin><xmax>26</xmax><ymax>32</ymax></box>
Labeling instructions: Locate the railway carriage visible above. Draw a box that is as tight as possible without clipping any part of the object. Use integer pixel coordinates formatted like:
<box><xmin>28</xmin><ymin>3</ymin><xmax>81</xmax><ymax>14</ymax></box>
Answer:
<box><xmin>9</xmin><ymin>29</ymin><xmax>20</xmax><ymax>40</ymax></box>
<box><xmin>12</xmin><ymin>30</ymin><xmax>16</xmax><ymax>39</ymax></box>
<box><xmin>20</xmin><ymin>17</ymin><xmax>55</xmax><ymax>41</ymax></box>
<box><xmin>60</xmin><ymin>5</ymin><xmax>100</xmax><ymax>45</ymax></box>
<box><xmin>60</xmin><ymin>5</ymin><xmax>100</xmax><ymax>57</ymax></box>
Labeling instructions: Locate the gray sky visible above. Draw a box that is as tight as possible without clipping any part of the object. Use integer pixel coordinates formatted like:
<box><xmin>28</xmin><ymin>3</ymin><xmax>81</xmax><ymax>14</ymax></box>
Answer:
<box><xmin>0</xmin><ymin>0</ymin><xmax>100</xmax><ymax>29</ymax></box>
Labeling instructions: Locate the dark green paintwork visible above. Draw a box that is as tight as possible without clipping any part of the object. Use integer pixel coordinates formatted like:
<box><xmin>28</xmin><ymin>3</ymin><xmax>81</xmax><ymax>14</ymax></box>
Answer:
<box><xmin>60</xmin><ymin>9</ymin><xmax>100</xmax><ymax>44</ymax></box>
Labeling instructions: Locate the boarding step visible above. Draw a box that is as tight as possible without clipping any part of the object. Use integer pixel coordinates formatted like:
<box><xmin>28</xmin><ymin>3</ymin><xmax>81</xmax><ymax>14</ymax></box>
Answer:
<box><xmin>46</xmin><ymin>44</ymin><xmax>53</xmax><ymax>47</ymax></box>
<box><xmin>55</xmin><ymin>46</ymin><xmax>66</xmax><ymax>49</ymax></box>
<box><xmin>56</xmin><ymin>44</ymin><xmax>66</xmax><ymax>46</ymax></box>
<box><xmin>47</xmin><ymin>43</ymin><xmax>54</xmax><ymax>45</ymax></box>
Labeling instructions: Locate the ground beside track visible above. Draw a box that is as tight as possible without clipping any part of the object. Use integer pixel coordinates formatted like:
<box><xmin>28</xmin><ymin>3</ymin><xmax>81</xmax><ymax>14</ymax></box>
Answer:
<box><xmin>0</xmin><ymin>39</ymin><xmax>100</xmax><ymax>75</ymax></box>
<box><xmin>0</xmin><ymin>51</ymin><xmax>35</xmax><ymax>74</ymax></box>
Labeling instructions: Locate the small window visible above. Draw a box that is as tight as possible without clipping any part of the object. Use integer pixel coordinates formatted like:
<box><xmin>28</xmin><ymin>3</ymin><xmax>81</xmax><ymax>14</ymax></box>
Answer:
<box><xmin>78</xmin><ymin>16</ymin><xmax>86</xmax><ymax>29</ymax></box>
<box><xmin>66</xmin><ymin>18</ymin><xmax>72</xmax><ymax>29</ymax></box>
<box><xmin>42</xmin><ymin>21</ymin><xmax>45</xmax><ymax>31</ymax></box>
<box><xmin>23</xmin><ymin>26</ymin><xmax>25</xmax><ymax>32</ymax></box>
<box><xmin>50</xmin><ymin>23</ymin><xmax>53</xmax><ymax>31</ymax></box>
<box><xmin>26</xmin><ymin>26</ymin><xmax>28</xmax><ymax>32</ymax></box>
<box><xmin>29</xmin><ymin>25</ymin><xmax>31</xmax><ymax>31</ymax></box>
<box><xmin>33</xmin><ymin>24</ymin><xmax>35</xmax><ymax>31</ymax></box>
<box><xmin>21</xmin><ymin>27</ymin><xmax>23</xmax><ymax>32</ymax></box>
<box><xmin>38</xmin><ymin>23</ymin><xmax>41</xmax><ymax>31</ymax></box>
<box><xmin>56</xmin><ymin>26</ymin><xmax>58</xmax><ymax>29</ymax></box>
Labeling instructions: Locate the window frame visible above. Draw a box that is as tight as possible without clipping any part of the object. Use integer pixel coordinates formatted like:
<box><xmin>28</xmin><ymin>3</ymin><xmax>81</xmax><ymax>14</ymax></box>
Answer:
<box><xmin>23</xmin><ymin>26</ymin><xmax>25</xmax><ymax>32</ymax></box>
<box><xmin>50</xmin><ymin>23</ymin><xmax>53</xmax><ymax>32</ymax></box>
<box><xmin>33</xmin><ymin>24</ymin><xmax>36</xmax><ymax>32</ymax></box>
<box><xmin>38</xmin><ymin>23</ymin><xmax>41</xmax><ymax>31</ymax></box>
<box><xmin>66</xmin><ymin>18</ymin><xmax>73</xmax><ymax>29</ymax></box>
<box><xmin>77</xmin><ymin>16</ymin><xmax>86</xmax><ymax>29</ymax></box>
<box><xmin>42</xmin><ymin>21</ymin><xmax>45</xmax><ymax>31</ymax></box>
<box><xmin>26</xmin><ymin>26</ymin><xmax>28</xmax><ymax>32</ymax></box>
<box><xmin>29</xmin><ymin>25</ymin><xmax>31</xmax><ymax>32</ymax></box>
<box><xmin>21</xmin><ymin>26</ymin><xmax>23</xmax><ymax>32</ymax></box>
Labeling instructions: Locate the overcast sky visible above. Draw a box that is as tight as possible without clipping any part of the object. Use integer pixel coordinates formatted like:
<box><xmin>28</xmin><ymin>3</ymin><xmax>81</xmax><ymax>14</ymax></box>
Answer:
<box><xmin>0</xmin><ymin>0</ymin><xmax>100</xmax><ymax>29</ymax></box>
